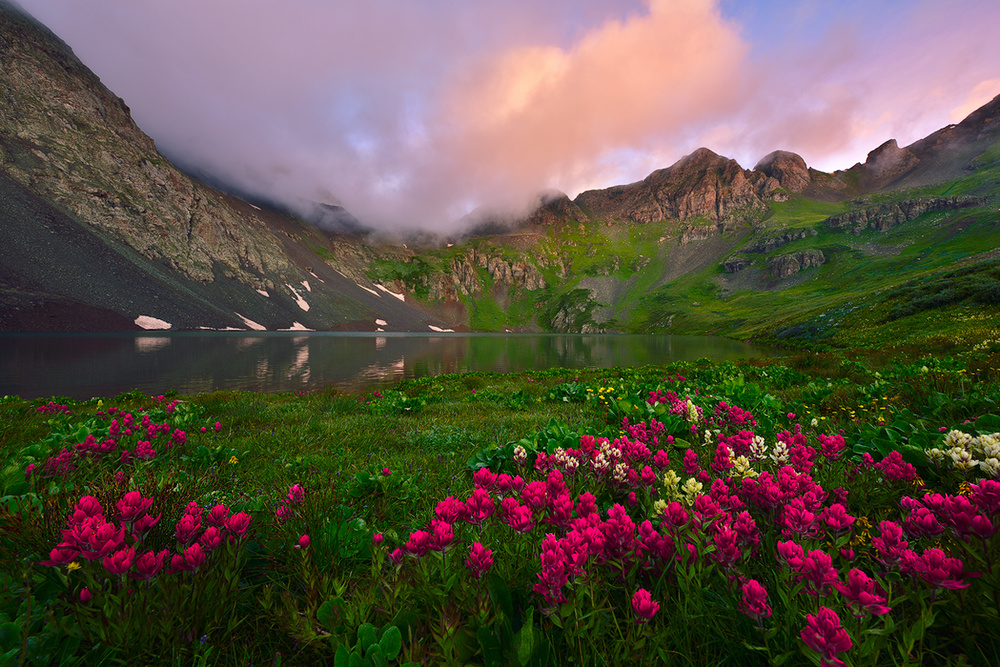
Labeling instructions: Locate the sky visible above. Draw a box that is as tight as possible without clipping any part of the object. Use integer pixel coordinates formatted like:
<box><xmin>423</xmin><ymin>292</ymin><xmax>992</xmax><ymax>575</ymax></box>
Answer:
<box><xmin>15</xmin><ymin>0</ymin><xmax>1000</xmax><ymax>231</ymax></box>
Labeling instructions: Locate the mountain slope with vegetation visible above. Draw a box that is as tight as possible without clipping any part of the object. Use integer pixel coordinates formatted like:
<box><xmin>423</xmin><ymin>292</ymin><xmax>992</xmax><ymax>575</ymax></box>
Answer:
<box><xmin>1</xmin><ymin>0</ymin><xmax>999</xmax><ymax>346</ymax></box>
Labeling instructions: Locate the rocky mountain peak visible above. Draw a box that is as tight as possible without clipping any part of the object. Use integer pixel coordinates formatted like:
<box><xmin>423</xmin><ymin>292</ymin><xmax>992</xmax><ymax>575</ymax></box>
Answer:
<box><xmin>753</xmin><ymin>150</ymin><xmax>811</xmax><ymax>192</ymax></box>
<box><xmin>863</xmin><ymin>139</ymin><xmax>919</xmax><ymax>182</ymax></box>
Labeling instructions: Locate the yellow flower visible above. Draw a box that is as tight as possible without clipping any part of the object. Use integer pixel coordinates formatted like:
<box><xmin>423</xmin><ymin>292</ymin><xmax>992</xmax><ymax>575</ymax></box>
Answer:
<box><xmin>228</xmin><ymin>456</ymin><xmax>239</xmax><ymax>465</ymax></box>
<box><xmin>67</xmin><ymin>561</ymin><xmax>81</xmax><ymax>572</ymax></box>
<box><xmin>958</xmin><ymin>481</ymin><xmax>972</xmax><ymax>496</ymax></box>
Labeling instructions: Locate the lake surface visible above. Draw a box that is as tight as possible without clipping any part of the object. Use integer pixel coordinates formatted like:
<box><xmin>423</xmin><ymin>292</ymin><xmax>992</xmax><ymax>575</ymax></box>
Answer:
<box><xmin>0</xmin><ymin>333</ymin><xmax>776</xmax><ymax>400</ymax></box>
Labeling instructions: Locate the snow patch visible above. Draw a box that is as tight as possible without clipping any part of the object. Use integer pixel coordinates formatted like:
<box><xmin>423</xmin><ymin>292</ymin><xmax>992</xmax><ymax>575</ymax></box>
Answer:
<box><xmin>135</xmin><ymin>315</ymin><xmax>171</xmax><ymax>330</ymax></box>
<box><xmin>236</xmin><ymin>313</ymin><xmax>267</xmax><ymax>331</ymax></box>
<box><xmin>375</xmin><ymin>319</ymin><xmax>388</xmax><ymax>326</ymax></box>
<box><xmin>376</xmin><ymin>284</ymin><xmax>405</xmax><ymax>301</ymax></box>
<box><xmin>376</xmin><ymin>327</ymin><xmax>384</xmax><ymax>332</ymax></box>
<box><xmin>359</xmin><ymin>284</ymin><xmax>380</xmax><ymax>297</ymax></box>
<box><xmin>256</xmin><ymin>289</ymin><xmax>270</xmax><ymax>298</ymax></box>
<box><xmin>301</xmin><ymin>280</ymin><xmax>311</xmax><ymax>292</ymax></box>
<box><xmin>428</xmin><ymin>325</ymin><xmax>455</xmax><ymax>333</ymax></box>
<box><xmin>281</xmin><ymin>321</ymin><xmax>313</xmax><ymax>331</ymax></box>
<box><xmin>286</xmin><ymin>284</ymin><xmax>310</xmax><ymax>311</ymax></box>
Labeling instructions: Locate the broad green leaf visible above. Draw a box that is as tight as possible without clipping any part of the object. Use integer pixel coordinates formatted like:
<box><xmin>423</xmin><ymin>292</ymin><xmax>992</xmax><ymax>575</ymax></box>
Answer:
<box><xmin>379</xmin><ymin>626</ymin><xmax>402</xmax><ymax>661</ymax></box>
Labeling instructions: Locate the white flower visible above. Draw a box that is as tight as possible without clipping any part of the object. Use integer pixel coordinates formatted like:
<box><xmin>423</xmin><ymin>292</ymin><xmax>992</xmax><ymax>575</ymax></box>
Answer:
<box><xmin>810</xmin><ymin>417</ymin><xmax>819</xmax><ymax>428</ymax></box>
<box><xmin>770</xmin><ymin>441</ymin><xmax>790</xmax><ymax>466</ymax></box>
<box><xmin>730</xmin><ymin>456</ymin><xmax>758</xmax><ymax>479</ymax></box>
<box><xmin>749</xmin><ymin>435</ymin><xmax>768</xmax><ymax>462</ymax></box>
<box><xmin>925</xmin><ymin>448</ymin><xmax>947</xmax><ymax>465</ymax></box>
<box><xmin>513</xmin><ymin>445</ymin><xmax>527</xmax><ymax>467</ymax></box>
<box><xmin>612</xmin><ymin>462</ymin><xmax>630</xmax><ymax>483</ymax></box>
<box><xmin>686</xmin><ymin>399</ymin><xmax>700</xmax><ymax>424</ymax></box>
<box><xmin>949</xmin><ymin>447</ymin><xmax>978</xmax><ymax>472</ymax></box>
<box><xmin>981</xmin><ymin>457</ymin><xmax>1000</xmax><ymax>478</ymax></box>
<box><xmin>681</xmin><ymin>477</ymin><xmax>703</xmax><ymax>505</ymax></box>
<box><xmin>944</xmin><ymin>430</ymin><xmax>973</xmax><ymax>450</ymax></box>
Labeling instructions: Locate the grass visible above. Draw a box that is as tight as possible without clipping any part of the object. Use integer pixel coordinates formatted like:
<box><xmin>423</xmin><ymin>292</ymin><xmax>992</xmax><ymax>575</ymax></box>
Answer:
<box><xmin>4</xmin><ymin>347</ymin><xmax>1000</xmax><ymax>664</ymax></box>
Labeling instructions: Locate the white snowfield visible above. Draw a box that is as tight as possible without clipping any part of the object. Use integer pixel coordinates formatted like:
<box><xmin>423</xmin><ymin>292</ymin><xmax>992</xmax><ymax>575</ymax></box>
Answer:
<box><xmin>376</xmin><ymin>284</ymin><xmax>405</xmax><ymax>301</ymax></box>
<box><xmin>286</xmin><ymin>284</ymin><xmax>310</xmax><ymax>311</ymax></box>
<box><xmin>428</xmin><ymin>325</ymin><xmax>455</xmax><ymax>332</ymax></box>
<box><xmin>134</xmin><ymin>315</ymin><xmax>171</xmax><ymax>330</ymax></box>
<box><xmin>236</xmin><ymin>313</ymin><xmax>267</xmax><ymax>331</ymax></box>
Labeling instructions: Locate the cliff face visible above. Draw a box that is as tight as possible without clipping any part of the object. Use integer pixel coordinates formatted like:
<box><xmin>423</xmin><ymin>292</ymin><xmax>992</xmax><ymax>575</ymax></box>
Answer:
<box><xmin>0</xmin><ymin>6</ymin><xmax>300</xmax><ymax>287</ymax></box>
<box><xmin>0</xmin><ymin>3</ymin><xmax>449</xmax><ymax>332</ymax></box>
<box><xmin>574</xmin><ymin>147</ymin><xmax>805</xmax><ymax>226</ymax></box>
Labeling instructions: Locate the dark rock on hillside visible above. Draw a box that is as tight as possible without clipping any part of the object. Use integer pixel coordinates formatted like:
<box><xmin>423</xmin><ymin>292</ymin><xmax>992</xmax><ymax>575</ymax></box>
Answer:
<box><xmin>768</xmin><ymin>250</ymin><xmax>825</xmax><ymax>278</ymax></box>
<box><xmin>744</xmin><ymin>227</ymin><xmax>818</xmax><ymax>253</ymax></box>
<box><xmin>823</xmin><ymin>196</ymin><xmax>983</xmax><ymax>235</ymax></box>
<box><xmin>722</xmin><ymin>255</ymin><xmax>752</xmax><ymax>273</ymax></box>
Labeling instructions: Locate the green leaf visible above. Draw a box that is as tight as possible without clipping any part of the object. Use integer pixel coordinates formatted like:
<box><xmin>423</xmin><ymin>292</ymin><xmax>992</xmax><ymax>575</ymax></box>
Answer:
<box><xmin>487</xmin><ymin>573</ymin><xmax>513</xmax><ymax>621</ymax></box>
<box><xmin>357</xmin><ymin>623</ymin><xmax>378</xmax><ymax>652</ymax></box>
<box><xmin>379</xmin><ymin>626</ymin><xmax>402</xmax><ymax>661</ymax></box>
<box><xmin>0</xmin><ymin>623</ymin><xmax>19</xmax><ymax>653</ymax></box>
<box><xmin>317</xmin><ymin>599</ymin><xmax>337</xmax><ymax>631</ymax></box>
<box><xmin>477</xmin><ymin>627</ymin><xmax>503</xmax><ymax>667</ymax></box>
<box><xmin>335</xmin><ymin>645</ymin><xmax>350</xmax><ymax>667</ymax></box>
<box><xmin>515</xmin><ymin>607</ymin><xmax>535</xmax><ymax>665</ymax></box>
<box><xmin>975</xmin><ymin>413</ymin><xmax>1000</xmax><ymax>433</ymax></box>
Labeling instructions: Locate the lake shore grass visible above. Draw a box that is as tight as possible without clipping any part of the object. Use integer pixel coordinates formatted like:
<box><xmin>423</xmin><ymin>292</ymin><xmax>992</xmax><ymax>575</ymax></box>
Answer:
<box><xmin>3</xmin><ymin>346</ymin><xmax>1000</xmax><ymax>665</ymax></box>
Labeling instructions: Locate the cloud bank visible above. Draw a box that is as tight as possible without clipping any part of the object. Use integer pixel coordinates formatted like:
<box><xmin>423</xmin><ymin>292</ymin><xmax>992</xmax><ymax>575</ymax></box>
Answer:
<box><xmin>15</xmin><ymin>0</ymin><xmax>1000</xmax><ymax>231</ymax></box>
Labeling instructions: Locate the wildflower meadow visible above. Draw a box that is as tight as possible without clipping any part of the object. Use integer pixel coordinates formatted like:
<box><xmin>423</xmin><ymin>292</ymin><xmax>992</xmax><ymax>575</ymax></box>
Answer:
<box><xmin>2</xmin><ymin>350</ymin><xmax>1000</xmax><ymax>665</ymax></box>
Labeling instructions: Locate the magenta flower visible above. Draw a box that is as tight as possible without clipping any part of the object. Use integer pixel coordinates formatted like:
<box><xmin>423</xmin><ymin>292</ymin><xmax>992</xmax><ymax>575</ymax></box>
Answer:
<box><xmin>465</xmin><ymin>542</ymin><xmax>494</xmax><ymax>579</ymax></box>
<box><xmin>287</xmin><ymin>484</ymin><xmax>305</xmax><ymax>504</ymax></box>
<box><xmin>800</xmin><ymin>549</ymin><xmax>840</xmax><ymax>596</ymax></box>
<box><xmin>102</xmin><ymin>546</ymin><xmax>136</xmax><ymax>576</ymax></box>
<box><xmin>130</xmin><ymin>549</ymin><xmax>169</xmax><ymax>581</ymax></box>
<box><xmin>372</xmin><ymin>533</ymin><xmax>384</xmax><ymax>547</ymax></box>
<box><xmin>631</xmin><ymin>588</ymin><xmax>660</xmax><ymax>623</ymax></box>
<box><xmin>464</xmin><ymin>488</ymin><xmax>495</xmax><ymax>525</ymax></box>
<box><xmin>132</xmin><ymin>512</ymin><xmax>161</xmax><ymax>537</ymax></box>
<box><xmin>225</xmin><ymin>512</ymin><xmax>252</xmax><ymax>541</ymax></box>
<box><xmin>199</xmin><ymin>526</ymin><xmax>224</xmax><ymax>552</ymax></box>
<box><xmin>296</xmin><ymin>534</ymin><xmax>311</xmax><ymax>550</ymax></box>
<box><xmin>739</xmin><ymin>579</ymin><xmax>772</xmax><ymax>620</ymax></box>
<box><xmin>429</xmin><ymin>520</ymin><xmax>454</xmax><ymax>551</ymax></box>
<box><xmin>79</xmin><ymin>588</ymin><xmax>92</xmax><ymax>603</ymax></box>
<box><xmin>905</xmin><ymin>507</ymin><xmax>944</xmax><ymax>538</ymax></box>
<box><xmin>682</xmin><ymin>449</ymin><xmax>700</xmax><ymax>475</ymax></box>
<box><xmin>835</xmin><ymin>569</ymin><xmax>891</xmax><ymax>617</ymax></box>
<box><xmin>116</xmin><ymin>491</ymin><xmax>154</xmax><ymax>523</ymax></box>
<box><xmin>800</xmin><ymin>607</ymin><xmax>852</xmax><ymax>667</ymax></box>
<box><xmin>206</xmin><ymin>504</ymin><xmax>229</xmax><ymax>527</ymax></box>
<box><xmin>777</xmin><ymin>539</ymin><xmax>805</xmax><ymax>571</ymax></box>
<box><xmin>275</xmin><ymin>504</ymin><xmax>292</xmax><ymax>522</ymax></box>
<box><xmin>435</xmin><ymin>496</ymin><xmax>467</xmax><ymax>524</ymax></box>
<box><xmin>872</xmin><ymin>520</ymin><xmax>909</xmax><ymax>566</ymax></box>
<box><xmin>710</xmin><ymin>525</ymin><xmax>742</xmax><ymax>568</ymax></box>
<box><xmin>25</xmin><ymin>463</ymin><xmax>36</xmax><ymax>479</ymax></box>
<box><xmin>970</xmin><ymin>479</ymin><xmax>1000</xmax><ymax>515</ymax></box>
<box><xmin>388</xmin><ymin>548</ymin><xmax>403</xmax><ymax>565</ymax></box>
<box><xmin>381</xmin><ymin>467</ymin><xmax>391</xmax><ymax>476</ymax></box>
<box><xmin>473</xmin><ymin>467</ymin><xmax>498</xmax><ymax>490</ymax></box>
<box><xmin>72</xmin><ymin>496</ymin><xmax>104</xmax><ymax>522</ymax></box>
<box><xmin>820</xmin><ymin>504</ymin><xmax>855</xmax><ymax>534</ymax></box>
<box><xmin>504</xmin><ymin>503</ymin><xmax>535</xmax><ymax>534</ymax></box>
<box><xmin>175</xmin><ymin>513</ymin><xmax>202</xmax><ymax>546</ymax></box>
<box><xmin>911</xmin><ymin>548</ymin><xmax>976</xmax><ymax>590</ymax></box>
<box><xmin>39</xmin><ymin>542</ymin><xmax>81</xmax><ymax>567</ymax></box>
<box><xmin>79</xmin><ymin>520</ymin><xmax>126</xmax><ymax>560</ymax></box>
<box><xmin>171</xmin><ymin>543</ymin><xmax>207</xmax><ymax>573</ymax></box>
<box><xmin>404</xmin><ymin>530</ymin><xmax>432</xmax><ymax>558</ymax></box>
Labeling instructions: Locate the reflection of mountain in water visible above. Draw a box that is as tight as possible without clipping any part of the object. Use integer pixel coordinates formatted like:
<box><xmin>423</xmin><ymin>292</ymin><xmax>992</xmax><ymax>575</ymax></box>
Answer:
<box><xmin>0</xmin><ymin>334</ymin><xmax>773</xmax><ymax>400</ymax></box>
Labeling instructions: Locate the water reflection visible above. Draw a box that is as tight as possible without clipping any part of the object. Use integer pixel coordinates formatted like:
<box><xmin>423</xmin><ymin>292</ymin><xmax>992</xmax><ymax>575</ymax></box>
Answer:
<box><xmin>0</xmin><ymin>333</ymin><xmax>777</xmax><ymax>400</ymax></box>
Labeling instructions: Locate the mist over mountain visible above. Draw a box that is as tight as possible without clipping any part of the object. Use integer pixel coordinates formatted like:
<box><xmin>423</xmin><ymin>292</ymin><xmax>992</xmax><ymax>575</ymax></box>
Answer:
<box><xmin>1</xmin><ymin>0</ymin><xmax>999</xmax><ymax>342</ymax></box>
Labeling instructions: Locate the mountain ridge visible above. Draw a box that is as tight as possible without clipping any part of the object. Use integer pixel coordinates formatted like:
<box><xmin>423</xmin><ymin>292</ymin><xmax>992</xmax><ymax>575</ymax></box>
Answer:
<box><xmin>2</xmin><ymin>0</ymin><xmax>1000</xmax><ymax>343</ymax></box>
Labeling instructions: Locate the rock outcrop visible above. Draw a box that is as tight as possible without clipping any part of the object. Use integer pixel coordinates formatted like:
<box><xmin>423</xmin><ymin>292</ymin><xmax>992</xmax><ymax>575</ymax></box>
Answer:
<box><xmin>754</xmin><ymin>151</ymin><xmax>812</xmax><ymax>193</ymax></box>
<box><xmin>745</xmin><ymin>228</ymin><xmax>818</xmax><ymax>253</ymax></box>
<box><xmin>768</xmin><ymin>250</ymin><xmax>825</xmax><ymax>278</ymax></box>
<box><xmin>823</xmin><ymin>197</ymin><xmax>982</xmax><ymax>235</ymax></box>
<box><xmin>722</xmin><ymin>255</ymin><xmax>752</xmax><ymax>273</ymax></box>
